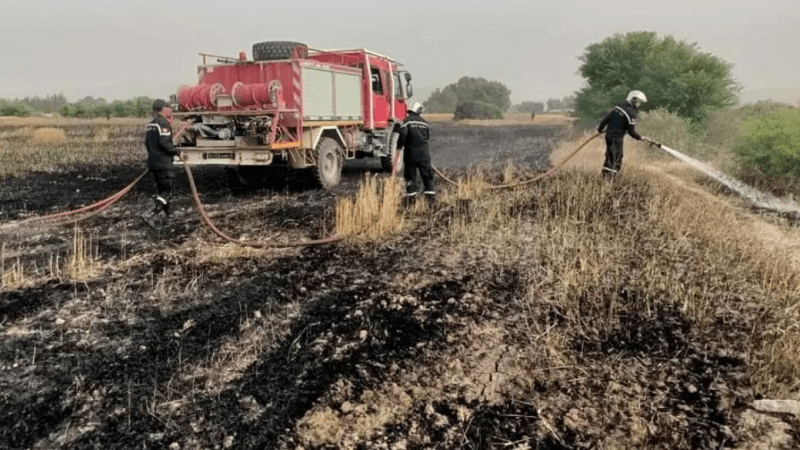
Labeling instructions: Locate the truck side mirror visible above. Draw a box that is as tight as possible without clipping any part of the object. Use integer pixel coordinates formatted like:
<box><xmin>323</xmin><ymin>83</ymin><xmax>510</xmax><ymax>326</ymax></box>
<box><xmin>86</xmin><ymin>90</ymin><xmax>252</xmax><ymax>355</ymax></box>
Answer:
<box><xmin>404</xmin><ymin>73</ymin><xmax>412</xmax><ymax>82</ymax></box>
<box><xmin>406</xmin><ymin>83</ymin><xmax>413</xmax><ymax>98</ymax></box>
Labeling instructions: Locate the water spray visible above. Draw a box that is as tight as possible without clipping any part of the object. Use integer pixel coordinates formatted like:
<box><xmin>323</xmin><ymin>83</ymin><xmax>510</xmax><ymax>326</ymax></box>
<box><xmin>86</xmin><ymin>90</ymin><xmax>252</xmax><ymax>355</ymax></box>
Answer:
<box><xmin>645</xmin><ymin>139</ymin><xmax>800</xmax><ymax>214</ymax></box>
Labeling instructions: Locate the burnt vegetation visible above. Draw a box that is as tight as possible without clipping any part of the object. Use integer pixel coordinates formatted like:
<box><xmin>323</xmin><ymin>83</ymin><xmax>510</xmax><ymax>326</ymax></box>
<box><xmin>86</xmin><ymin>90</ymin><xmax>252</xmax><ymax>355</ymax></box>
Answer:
<box><xmin>1</xmin><ymin>117</ymin><xmax>799</xmax><ymax>449</ymax></box>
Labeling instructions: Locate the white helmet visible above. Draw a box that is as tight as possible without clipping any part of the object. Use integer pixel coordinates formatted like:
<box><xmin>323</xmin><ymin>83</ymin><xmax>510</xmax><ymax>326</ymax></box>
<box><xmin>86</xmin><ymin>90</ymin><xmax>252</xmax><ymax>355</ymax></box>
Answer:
<box><xmin>410</xmin><ymin>102</ymin><xmax>424</xmax><ymax>113</ymax></box>
<box><xmin>627</xmin><ymin>90</ymin><xmax>647</xmax><ymax>104</ymax></box>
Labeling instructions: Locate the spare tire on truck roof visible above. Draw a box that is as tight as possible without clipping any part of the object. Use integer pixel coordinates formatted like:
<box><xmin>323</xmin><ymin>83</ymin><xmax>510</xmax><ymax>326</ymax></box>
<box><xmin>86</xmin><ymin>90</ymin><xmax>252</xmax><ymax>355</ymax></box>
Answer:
<box><xmin>252</xmin><ymin>41</ymin><xmax>308</xmax><ymax>61</ymax></box>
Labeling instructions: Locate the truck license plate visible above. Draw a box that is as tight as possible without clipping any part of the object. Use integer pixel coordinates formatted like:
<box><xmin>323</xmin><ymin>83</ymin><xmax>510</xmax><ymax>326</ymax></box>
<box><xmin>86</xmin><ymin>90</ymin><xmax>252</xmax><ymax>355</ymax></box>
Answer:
<box><xmin>204</xmin><ymin>152</ymin><xmax>235</xmax><ymax>160</ymax></box>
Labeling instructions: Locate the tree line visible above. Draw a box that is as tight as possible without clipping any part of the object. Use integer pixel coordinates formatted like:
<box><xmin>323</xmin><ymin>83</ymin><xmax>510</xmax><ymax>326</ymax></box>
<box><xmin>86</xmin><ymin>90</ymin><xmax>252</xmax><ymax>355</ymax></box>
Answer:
<box><xmin>59</xmin><ymin>96</ymin><xmax>157</xmax><ymax>118</ymax></box>
<box><xmin>509</xmin><ymin>96</ymin><xmax>577</xmax><ymax>114</ymax></box>
<box><xmin>421</xmin><ymin>77</ymin><xmax>578</xmax><ymax>119</ymax></box>
<box><xmin>0</xmin><ymin>94</ymin><xmax>158</xmax><ymax>118</ymax></box>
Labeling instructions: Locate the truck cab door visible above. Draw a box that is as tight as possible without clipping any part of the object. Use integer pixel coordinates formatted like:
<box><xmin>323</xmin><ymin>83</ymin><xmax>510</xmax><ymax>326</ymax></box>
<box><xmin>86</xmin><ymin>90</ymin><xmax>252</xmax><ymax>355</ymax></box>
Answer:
<box><xmin>392</xmin><ymin>71</ymin><xmax>408</xmax><ymax>122</ymax></box>
<box><xmin>369</xmin><ymin>67</ymin><xmax>390</xmax><ymax>129</ymax></box>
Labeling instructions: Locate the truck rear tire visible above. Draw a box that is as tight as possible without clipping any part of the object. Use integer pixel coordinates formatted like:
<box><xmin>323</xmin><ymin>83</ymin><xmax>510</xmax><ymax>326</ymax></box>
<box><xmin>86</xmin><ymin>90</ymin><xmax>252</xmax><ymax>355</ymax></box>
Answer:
<box><xmin>313</xmin><ymin>137</ymin><xmax>343</xmax><ymax>189</ymax></box>
<box><xmin>252</xmin><ymin>41</ymin><xmax>308</xmax><ymax>61</ymax></box>
<box><xmin>380</xmin><ymin>131</ymin><xmax>404</xmax><ymax>175</ymax></box>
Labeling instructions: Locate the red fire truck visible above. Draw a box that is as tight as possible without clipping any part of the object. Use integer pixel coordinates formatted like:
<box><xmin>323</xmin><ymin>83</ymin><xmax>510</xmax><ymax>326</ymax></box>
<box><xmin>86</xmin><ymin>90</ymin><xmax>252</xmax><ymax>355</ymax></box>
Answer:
<box><xmin>172</xmin><ymin>41</ymin><xmax>415</xmax><ymax>188</ymax></box>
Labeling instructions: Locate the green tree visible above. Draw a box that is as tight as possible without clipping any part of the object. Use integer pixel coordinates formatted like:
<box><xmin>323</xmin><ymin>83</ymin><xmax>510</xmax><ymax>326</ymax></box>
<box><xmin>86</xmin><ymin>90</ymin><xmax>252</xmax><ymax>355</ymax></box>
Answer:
<box><xmin>21</xmin><ymin>93</ymin><xmax>68</xmax><ymax>113</ymax></box>
<box><xmin>0</xmin><ymin>99</ymin><xmax>31</xmax><ymax>117</ymax></box>
<box><xmin>454</xmin><ymin>101</ymin><xmax>503</xmax><ymax>120</ymax></box>
<box><xmin>576</xmin><ymin>31</ymin><xmax>739</xmax><ymax>124</ymax></box>
<box><xmin>423</xmin><ymin>77</ymin><xmax>511</xmax><ymax>114</ymax></box>
<box><xmin>423</xmin><ymin>86</ymin><xmax>458</xmax><ymax>113</ymax></box>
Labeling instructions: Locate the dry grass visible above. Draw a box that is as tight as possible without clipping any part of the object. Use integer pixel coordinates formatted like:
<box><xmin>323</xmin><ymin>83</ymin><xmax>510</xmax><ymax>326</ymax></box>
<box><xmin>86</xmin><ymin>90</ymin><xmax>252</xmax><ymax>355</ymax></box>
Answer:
<box><xmin>0</xmin><ymin>138</ymin><xmax>141</xmax><ymax>177</ymax></box>
<box><xmin>0</xmin><ymin>116</ymin><xmax>144</xmax><ymax>177</ymax></box>
<box><xmin>65</xmin><ymin>227</ymin><xmax>101</xmax><ymax>280</ymax></box>
<box><xmin>335</xmin><ymin>174</ymin><xmax>403</xmax><ymax>238</ymax></box>
<box><xmin>431</xmin><ymin>141</ymin><xmax>800</xmax><ymax>398</ymax></box>
<box><xmin>29</xmin><ymin>127</ymin><xmax>67</xmax><ymax>145</ymax></box>
<box><xmin>1</xmin><ymin>245</ymin><xmax>26</xmax><ymax>289</ymax></box>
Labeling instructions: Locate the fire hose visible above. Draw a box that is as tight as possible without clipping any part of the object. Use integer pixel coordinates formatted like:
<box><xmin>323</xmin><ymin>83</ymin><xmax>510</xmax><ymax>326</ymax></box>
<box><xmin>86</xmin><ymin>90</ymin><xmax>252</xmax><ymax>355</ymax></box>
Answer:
<box><xmin>430</xmin><ymin>132</ymin><xmax>600</xmax><ymax>189</ymax></box>
<box><xmin>187</xmin><ymin>132</ymin><xmax>601</xmax><ymax>248</ymax></box>
<box><xmin>0</xmin><ymin>169</ymin><xmax>150</xmax><ymax>229</ymax></box>
<box><xmin>2</xmin><ymin>133</ymin><xmax>600</xmax><ymax>243</ymax></box>
<box><xmin>182</xmin><ymin>162</ymin><xmax>347</xmax><ymax>249</ymax></box>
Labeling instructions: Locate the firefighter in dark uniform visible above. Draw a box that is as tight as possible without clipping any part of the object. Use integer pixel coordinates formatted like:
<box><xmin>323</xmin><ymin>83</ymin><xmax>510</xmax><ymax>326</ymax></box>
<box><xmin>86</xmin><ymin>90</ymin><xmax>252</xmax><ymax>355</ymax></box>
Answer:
<box><xmin>597</xmin><ymin>90</ymin><xmax>654</xmax><ymax>180</ymax></box>
<box><xmin>141</xmin><ymin>99</ymin><xmax>180</xmax><ymax>229</ymax></box>
<box><xmin>398</xmin><ymin>102</ymin><xmax>435</xmax><ymax>204</ymax></box>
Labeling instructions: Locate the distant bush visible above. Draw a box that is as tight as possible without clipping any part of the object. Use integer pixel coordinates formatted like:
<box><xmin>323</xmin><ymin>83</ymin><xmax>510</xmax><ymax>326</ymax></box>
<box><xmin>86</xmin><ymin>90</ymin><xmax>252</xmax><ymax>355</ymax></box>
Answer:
<box><xmin>705</xmin><ymin>101</ymin><xmax>792</xmax><ymax>151</ymax></box>
<box><xmin>0</xmin><ymin>99</ymin><xmax>32</xmax><ymax>117</ymax></box>
<box><xmin>735</xmin><ymin>107</ymin><xmax>800</xmax><ymax>179</ymax></box>
<box><xmin>637</xmin><ymin>109</ymin><xmax>706</xmax><ymax>161</ymax></box>
<box><xmin>512</xmin><ymin>101</ymin><xmax>545</xmax><ymax>114</ymax></box>
<box><xmin>453</xmin><ymin>101</ymin><xmax>503</xmax><ymax>120</ymax></box>
<box><xmin>425</xmin><ymin>77</ymin><xmax>511</xmax><ymax>114</ymax></box>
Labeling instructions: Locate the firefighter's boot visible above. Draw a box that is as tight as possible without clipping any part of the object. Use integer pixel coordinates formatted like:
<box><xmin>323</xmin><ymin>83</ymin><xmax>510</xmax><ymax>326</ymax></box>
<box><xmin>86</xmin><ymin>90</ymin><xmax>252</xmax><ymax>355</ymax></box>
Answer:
<box><xmin>403</xmin><ymin>193</ymin><xmax>418</xmax><ymax>208</ymax></box>
<box><xmin>140</xmin><ymin>207</ymin><xmax>158</xmax><ymax>230</ymax></box>
<box><xmin>423</xmin><ymin>192</ymin><xmax>437</xmax><ymax>208</ymax></box>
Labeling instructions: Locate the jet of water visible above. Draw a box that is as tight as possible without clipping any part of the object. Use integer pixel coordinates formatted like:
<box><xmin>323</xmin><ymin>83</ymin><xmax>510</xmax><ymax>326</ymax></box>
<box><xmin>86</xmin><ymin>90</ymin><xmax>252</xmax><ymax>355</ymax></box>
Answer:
<box><xmin>658</xmin><ymin>144</ymin><xmax>800</xmax><ymax>213</ymax></box>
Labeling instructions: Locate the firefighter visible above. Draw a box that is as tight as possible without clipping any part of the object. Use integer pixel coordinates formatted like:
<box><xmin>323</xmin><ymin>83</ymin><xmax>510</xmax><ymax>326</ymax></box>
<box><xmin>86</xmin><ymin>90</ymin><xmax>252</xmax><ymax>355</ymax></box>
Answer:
<box><xmin>597</xmin><ymin>90</ymin><xmax>654</xmax><ymax>180</ymax></box>
<box><xmin>141</xmin><ymin>99</ymin><xmax>180</xmax><ymax>229</ymax></box>
<box><xmin>398</xmin><ymin>102</ymin><xmax>435</xmax><ymax>205</ymax></box>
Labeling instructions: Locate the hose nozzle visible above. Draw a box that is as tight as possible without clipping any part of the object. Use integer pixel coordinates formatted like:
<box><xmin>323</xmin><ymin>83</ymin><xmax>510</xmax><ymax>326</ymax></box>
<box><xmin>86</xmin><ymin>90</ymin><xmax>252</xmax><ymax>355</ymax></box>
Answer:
<box><xmin>644</xmin><ymin>137</ymin><xmax>662</xmax><ymax>148</ymax></box>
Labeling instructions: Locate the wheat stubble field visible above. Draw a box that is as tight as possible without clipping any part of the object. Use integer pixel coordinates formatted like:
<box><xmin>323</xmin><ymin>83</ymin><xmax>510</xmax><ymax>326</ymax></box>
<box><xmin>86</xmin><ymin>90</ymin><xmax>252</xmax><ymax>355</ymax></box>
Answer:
<box><xmin>1</xmin><ymin>115</ymin><xmax>800</xmax><ymax>449</ymax></box>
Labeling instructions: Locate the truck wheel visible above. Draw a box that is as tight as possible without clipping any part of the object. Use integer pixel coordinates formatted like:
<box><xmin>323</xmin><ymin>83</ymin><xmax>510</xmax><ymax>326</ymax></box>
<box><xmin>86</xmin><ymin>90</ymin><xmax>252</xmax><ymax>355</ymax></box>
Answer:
<box><xmin>252</xmin><ymin>41</ymin><xmax>308</xmax><ymax>61</ymax></box>
<box><xmin>380</xmin><ymin>131</ymin><xmax>404</xmax><ymax>175</ymax></box>
<box><xmin>313</xmin><ymin>137</ymin><xmax>343</xmax><ymax>189</ymax></box>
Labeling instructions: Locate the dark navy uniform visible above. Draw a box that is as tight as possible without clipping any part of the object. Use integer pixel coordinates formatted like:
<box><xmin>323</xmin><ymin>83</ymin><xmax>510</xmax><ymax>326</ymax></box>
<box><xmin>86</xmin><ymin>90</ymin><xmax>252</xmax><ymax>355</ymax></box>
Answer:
<box><xmin>145</xmin><ymin>115</ymin><xmax>178</xmax><ymax>206</ymax></box>
<box><xmin>398</xmin><ymin>111</ymin><xmax>435</xmax><ymax>200</ymax></box>
<box><xmin>597</xmin><ymin>101</ymin><xmax>642</xmax><ymax>177</ymax></box>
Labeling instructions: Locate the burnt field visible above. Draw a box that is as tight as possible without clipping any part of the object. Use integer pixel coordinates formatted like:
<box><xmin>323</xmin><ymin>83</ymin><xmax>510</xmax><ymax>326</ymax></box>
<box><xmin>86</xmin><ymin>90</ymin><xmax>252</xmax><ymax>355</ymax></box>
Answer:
<box><xmin>2</xmin><ymin>117</ymin><xmax>800</xmax><ymax>449</ymax></box>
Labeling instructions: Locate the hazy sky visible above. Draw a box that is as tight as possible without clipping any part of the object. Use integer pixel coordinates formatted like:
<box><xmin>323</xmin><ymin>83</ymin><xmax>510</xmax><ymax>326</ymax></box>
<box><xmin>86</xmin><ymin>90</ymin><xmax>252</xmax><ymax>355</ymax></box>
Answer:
<box><xmin>1</xmin><ymin>0</ymin><xmax>798</xmax><ymax>103</ymax></box>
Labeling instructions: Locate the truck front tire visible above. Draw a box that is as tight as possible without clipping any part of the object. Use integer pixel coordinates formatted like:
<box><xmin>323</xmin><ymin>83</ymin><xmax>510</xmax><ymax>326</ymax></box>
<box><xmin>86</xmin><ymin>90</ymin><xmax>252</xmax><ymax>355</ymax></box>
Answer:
<box><xmin>313</xmin><ymin>137</ymin><xmax>343</xmax><ymax>189</ymax></box>
<box><xmin>380</xmin><ymin>131</ymin><xmax>404</xmax><ymax>175</ymax></box>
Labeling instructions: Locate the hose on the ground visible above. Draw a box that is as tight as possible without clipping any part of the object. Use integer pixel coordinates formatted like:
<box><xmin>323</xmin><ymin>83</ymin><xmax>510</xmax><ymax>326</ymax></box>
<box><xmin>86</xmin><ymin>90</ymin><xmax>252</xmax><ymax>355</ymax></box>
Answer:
<box><xmin>183</xmin><ymin>162</ymin><xmax>346</xmax><ymax>248</ymax></box>
<box><xmin>432</xmin><ymin>133</ymin><xmax>600</xmax><ymax>189</ymax></box>
<box><xmin>2</xmin><ymin>132</ymin><xmax>599</xmax><ymax>242</ymax></box>
<box><xmin>0</xmin><ymin>169</ymin><xmax>150</xmax><ymax>229</ymax></box>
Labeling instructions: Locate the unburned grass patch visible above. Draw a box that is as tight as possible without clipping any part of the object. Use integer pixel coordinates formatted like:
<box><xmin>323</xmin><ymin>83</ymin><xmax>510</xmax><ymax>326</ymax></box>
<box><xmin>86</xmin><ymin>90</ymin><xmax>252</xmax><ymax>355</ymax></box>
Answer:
<box><xmin>29</xmin><ymin>127</ymin><xmax>67</xmax><ymax>145</ymax></box>
<box><xmin>335</xmin><ymin>174</ymin><xmax>403</xmax><ymax>238</ymax></box>
<box><xmin>1</xmin><ymin>246</ymin><xmax>26</xmax><ymax>290</ymax></box>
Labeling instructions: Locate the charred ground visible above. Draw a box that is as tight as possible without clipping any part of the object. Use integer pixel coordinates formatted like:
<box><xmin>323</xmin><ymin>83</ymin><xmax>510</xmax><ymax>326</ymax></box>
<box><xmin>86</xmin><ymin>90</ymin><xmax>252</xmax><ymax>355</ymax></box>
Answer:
<box><xmin>1</xmin><ymin>118</ymin><xmax>799</xmax><ymax>449</ymax></box>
